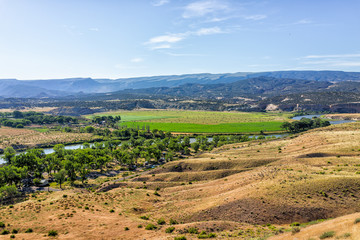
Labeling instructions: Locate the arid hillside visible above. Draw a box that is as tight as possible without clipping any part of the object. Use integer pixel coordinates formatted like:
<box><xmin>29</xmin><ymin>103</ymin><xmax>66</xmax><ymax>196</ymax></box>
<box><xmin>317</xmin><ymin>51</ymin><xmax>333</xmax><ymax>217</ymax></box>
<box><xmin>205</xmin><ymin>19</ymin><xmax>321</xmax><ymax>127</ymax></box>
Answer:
<box><xmin>2</xmin><ymin>122</ymin><xmax>360</xmax><ymax>239</ymax></box>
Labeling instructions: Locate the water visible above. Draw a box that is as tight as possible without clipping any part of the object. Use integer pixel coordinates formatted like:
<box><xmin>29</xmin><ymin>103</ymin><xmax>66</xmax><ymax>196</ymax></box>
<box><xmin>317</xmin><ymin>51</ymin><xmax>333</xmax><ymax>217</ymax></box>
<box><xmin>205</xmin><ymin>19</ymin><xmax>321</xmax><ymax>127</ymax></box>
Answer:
<box><xmin>292</xmin><ymin>114</ymin><xmax>355</xmax><ymax>125</ymax></box>
<box><xmin>1</xmin><ymin>115</ymin><xmax>354</xmax><ymax>164</ymax></box>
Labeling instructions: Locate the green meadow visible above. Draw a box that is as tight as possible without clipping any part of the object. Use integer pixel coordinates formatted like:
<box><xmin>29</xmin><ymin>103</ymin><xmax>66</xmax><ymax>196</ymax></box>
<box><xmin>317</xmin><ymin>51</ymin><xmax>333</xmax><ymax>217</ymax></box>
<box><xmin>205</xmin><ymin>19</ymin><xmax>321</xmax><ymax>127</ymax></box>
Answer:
<box><xmin>86</xmin><ymin>110</ymin><xmax>291</xmax><ymax>133</ymax></box>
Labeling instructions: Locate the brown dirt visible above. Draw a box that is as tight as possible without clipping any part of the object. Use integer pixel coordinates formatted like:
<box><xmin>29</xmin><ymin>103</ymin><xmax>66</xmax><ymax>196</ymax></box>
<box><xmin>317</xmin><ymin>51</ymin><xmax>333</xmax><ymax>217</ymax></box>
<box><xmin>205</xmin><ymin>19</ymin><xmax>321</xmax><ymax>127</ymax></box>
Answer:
<box><xmin>3</xmin><ymin>122</ymin><xmax>360</xmax><ymax>239</ymax></box>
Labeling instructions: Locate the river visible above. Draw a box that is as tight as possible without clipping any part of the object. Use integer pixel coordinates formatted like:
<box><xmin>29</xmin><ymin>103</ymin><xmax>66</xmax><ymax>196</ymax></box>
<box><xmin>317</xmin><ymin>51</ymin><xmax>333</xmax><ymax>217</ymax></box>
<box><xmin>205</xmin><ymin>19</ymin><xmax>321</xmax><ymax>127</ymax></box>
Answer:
<box><xmin>0</xmin><ymin>115</ymin><xmax>354</xmax><ymax>164</ymax></box>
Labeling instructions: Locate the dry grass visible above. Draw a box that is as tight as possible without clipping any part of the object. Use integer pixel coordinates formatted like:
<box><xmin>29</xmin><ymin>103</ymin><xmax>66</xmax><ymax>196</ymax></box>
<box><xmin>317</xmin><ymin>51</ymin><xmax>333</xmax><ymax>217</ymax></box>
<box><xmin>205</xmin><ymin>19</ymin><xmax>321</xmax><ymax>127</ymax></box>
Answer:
<box><xmin>3</xmin><ymin>122</ymin><xmax>360</xmax><ymax>239</ymax></box>
<box><xmin>0</xmin><ymin>107</ymin><xmax>56</xmax><ymax>113</ymax></box>
<box><xmin>0</xmin><ymin>127</ymin><xmax>95</xmax><ymax>149</ymax></box>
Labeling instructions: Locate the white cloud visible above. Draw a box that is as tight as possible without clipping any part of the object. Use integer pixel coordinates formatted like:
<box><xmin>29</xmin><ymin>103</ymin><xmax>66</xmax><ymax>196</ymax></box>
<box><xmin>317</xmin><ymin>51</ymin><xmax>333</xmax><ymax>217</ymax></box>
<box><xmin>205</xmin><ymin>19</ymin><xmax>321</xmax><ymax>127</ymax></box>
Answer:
<box><xmin>152</xmin><ymin>0</ymin><xmax>169</xmax><ymax>7</ymax></box>
<box><xmin>243</xmin><ymin>14</ymin><xmax>267</xmax><ymax>21</ymax></box>
<box><xmin>130</xmin><ymin>58</ymin><xmax>144</xmax><ymax>63</ymax></box>
<box><xmin>147</xmin><ymin>34</ymin><xmax>184</xmax><ymax>44</ymax></box>
<box><xmin>182</xmin><ymin>0</ymin><xmax>228</xmax><ymax>18</ymax></box>
<box><xmin>164</xmin><ymin>52</ymin><xmax>205</xmax><ymax>57</ymax></box>
<box><xmin>146</xmin><ymin>26</ymin><xmax>224</xmax><ymax>50</ymax></box>
<box><xmin>89</xmin><ymin>27</ymin><xmax>99</xmax><ymax>32</ymax></box>
<box><xmin>151</xmin><ymin>44</ymin><xmax>172</xmax><ymax>50</ymax></box>
<box><xmin>333</xmin><ymin>62</ymin><xmax>360</xmax><ymax>67</ymax></box>
<box><xmin>195</xmin><ymin>26</ymin><xmax>223</xmax><ymax>35</ymax></box>
<box><xmin>295</xmin><ymin>19</ymin><xmax>312</xmax><ymax>24</ymax></box>
<box><xmin>304</xmin><ymin>54</ymin><xmax>360</xmax><ymax>59</ymax></box>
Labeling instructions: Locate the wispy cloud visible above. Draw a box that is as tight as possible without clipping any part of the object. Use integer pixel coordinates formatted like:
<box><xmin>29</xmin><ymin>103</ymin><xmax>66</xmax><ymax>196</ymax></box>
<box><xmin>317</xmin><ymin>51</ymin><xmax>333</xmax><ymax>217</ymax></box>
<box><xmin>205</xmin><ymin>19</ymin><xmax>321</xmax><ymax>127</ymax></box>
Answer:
<box><xmin>182</xmin><ymin>0</ymin><xmax>228</xmax><ymax>18</ymax></box>
<box><xmin>334</xmin><ymin>62</ymin><xmax>360</xmax><ymax>67</ymax></box>
<box><xmin>304</xmin><ymin>54</ymin><xmax>360</xmax><ymax>59</ymax></box>
<box><xmin>145</xmin><ymin>27</ymin><xmax>224</xmax><ymax>50</ymax></box>
<box><xmin>151</xmin><ymin>44</ymin><xmax>172</xmax><ymax>50</ymax></box>
<box><xmin>243</xmin><ymin>14</ymin><xmax>267</xmax><ymax>21</ymax></box>
<box><xmin>147</xmin><ymin>34</ymin><xmax>185</xmax><ymax>44</ymax></box>
<box><xmin>164</xmin><ymin>52</ymin><xmax>206</xmax><ymax>57</ymax></box>
<box><xmin>89</xmin><ymin>27</ymin><xmax>99</xmax><ymax>32</ymax></box>
<box><xmin>151</xmin><ymin>0</ymin><xmax>169</xmax><ymax>7</ymax></box>
<box><xmin>195</xmin><ymin>26</ymin><xmax>223</xmax><ymax>35</ymax></box>
<box><xmin>295</xmin><ymin>19</ymin><xmax>312</xmax><ymax>24</ymax></box>
<box><xmin>130</xmin><ymin>57</ymin><xmax>144</xmax><ymax>63</ymax></box>
<box><xmin>298</xmin><ymin>53</ymin><xmax>360</xmax><ymax>69</ymax></box>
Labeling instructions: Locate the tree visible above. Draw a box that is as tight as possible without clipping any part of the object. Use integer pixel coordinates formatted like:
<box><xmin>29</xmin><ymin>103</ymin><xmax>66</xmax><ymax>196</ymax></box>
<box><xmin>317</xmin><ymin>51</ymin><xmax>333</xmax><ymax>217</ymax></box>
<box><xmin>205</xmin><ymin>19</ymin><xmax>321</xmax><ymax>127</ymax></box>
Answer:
<box><xmin>191</xmin><ymin>142</ymin><xmax>200</xmax><ymax>153</ymax></box>
<box><xmin>54</xmin><ymin>169</ymin><xmax>67</xmax><ymax>189</ymax></box>
<box><xmin>13</xmin><ymin>111</ymin><xmax>23</xmax><ymax>119</ymax></box>
<box><xmin>4</xmin><ymin>147</ymin><xmax>16</xmax><ymax>164</ymax></box>
<box><xmin>280</xmin><ymin>122</ymin><xmax>292</xmax><ymax>132</ymax></box>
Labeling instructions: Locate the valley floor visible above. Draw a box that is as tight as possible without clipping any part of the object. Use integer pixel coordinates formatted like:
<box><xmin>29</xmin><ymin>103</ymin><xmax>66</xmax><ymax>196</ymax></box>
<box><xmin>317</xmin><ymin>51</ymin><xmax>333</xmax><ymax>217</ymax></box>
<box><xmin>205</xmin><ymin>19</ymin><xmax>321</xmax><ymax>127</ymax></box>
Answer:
<box><xmin>2</xmin><ymin>122</ymin><xmax>360</xmax><ymax>239</ymax></box>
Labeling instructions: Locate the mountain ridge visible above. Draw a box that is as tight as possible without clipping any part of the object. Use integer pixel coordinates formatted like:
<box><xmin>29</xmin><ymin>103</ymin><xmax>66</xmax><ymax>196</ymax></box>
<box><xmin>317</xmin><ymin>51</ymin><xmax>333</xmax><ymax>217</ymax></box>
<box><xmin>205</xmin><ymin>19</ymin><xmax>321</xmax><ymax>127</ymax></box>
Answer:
<box><xmin>1</xmin><ymin>70</ymin><xmax>360</xmax><ymax>98</ymax></box>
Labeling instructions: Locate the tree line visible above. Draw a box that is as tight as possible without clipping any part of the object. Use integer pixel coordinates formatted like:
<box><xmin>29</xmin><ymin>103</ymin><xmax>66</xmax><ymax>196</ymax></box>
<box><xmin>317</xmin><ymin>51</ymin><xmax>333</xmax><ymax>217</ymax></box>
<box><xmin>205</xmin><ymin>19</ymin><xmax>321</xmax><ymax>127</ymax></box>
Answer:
<box><xmin>0</xmin><ymin>111</ymin><xmax>78</xmax><ymax>128</ymax></box>
<box><xmin>280</xmin><ymin>117</ymin><xmax>330</xmax><ymax>133</ymax></box>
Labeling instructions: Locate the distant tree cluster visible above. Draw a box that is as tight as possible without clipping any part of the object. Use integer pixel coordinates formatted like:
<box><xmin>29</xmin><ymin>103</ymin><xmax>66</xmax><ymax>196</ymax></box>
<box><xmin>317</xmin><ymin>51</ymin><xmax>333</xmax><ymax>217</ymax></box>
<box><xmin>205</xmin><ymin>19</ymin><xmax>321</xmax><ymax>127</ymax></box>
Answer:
<box><xmin>0</xmin><ymin>125</ymin><xmax>256</xmax><ymax>201</ymax></box>
<box><xmin>92</xmin><ymin>115</ymin><xmax>121</xmax><ymax>124</ymax></box>
<box><xmin>280</xmin><ymin>117</ymin><xmax>330</xmax><ymax>133</ymax></box>
<box><xmin>0</xmin><ymin>111</ymin><xmax>78</xmax><ymax>128</ymax></box>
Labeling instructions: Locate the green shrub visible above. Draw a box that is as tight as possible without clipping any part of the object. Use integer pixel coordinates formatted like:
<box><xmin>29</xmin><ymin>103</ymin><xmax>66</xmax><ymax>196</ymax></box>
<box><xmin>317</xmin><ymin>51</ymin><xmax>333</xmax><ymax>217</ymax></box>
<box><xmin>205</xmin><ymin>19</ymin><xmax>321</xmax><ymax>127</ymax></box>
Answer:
<box><xmin>290</xmin><ymin>222</ymin><xmax>300</xmax><ymax>226</ymax></box>
<box><xmin>0</xmin><ymin>222</ymin><xmax>5</xmax><ymax>228</ymax></box>
<box><xmin>10</xmin><ymin>234</ymin><xmax>15</xmax><ymax>238</ymax></box>
<box><xmin>1</xmin><ymin>229</ymin><xmax>9</xmax><ymax>235</ymax></box>
<box><xmin>354</xmin><ymin>218</ymin><xmax>360</xmax><ymax>224</ymax></box>
<box><xmin>169</xmin><ymin>218</ymin><xmax>178</xmax><ymax>225</ymax></box>
<box><xmin>187</xmin><ymin>227</ymin><xmax>199</xmax><ymax>234</ymax></box>
<box><xmin>137</xmin><ymin>225</ymin><xmax>143</xmax><ymax>228</ymax></box>
<box><xmin>165</xmin><ymin>227</ymin><xmax>175</xmax><ymax>233</ymax></box>
<box><xmin>124</xmin><ymin>227</ymin><xmax>129</xmax><ymax>231</ymax></box>
<box><xmin>319</xmin><ymin>231</ymin><xmax>335</xmax><ymax>239</ymax></box>
<box><xmin>157</xmin><ymin>218</ymin><xmax>166</xmax><ymax>225</ymax></box>
<box><xmin>174</xmin><ymin>236</ymin><xmax>187</xmax><ymax>240</ymax></box>
<box><xmin>197</xmin><ymin>231</ymin><xmax>216</xmax><ymax>238</ymax></box>
<box><xmin>291</xmin><ymin>227</ymin><xmax>300</xmax><ymax>234</ymax></box>
<box><xmin>11</xmin><ymin>229</ymin><xmax>18</xmax><ymax>234</ymax></box>
<box><xmin>25</xmin><ymin>228</ymin><xmax>33</xmax><ymax>233</ymax></box>
<box><xmin>140</xmin><ymin>216</ymin><xmax>149</xmax><ymax>220</ymax></box>
<box><xmin>109</xmin><ymin>209</ymin><xmax>115</xmax><ymax>213</ymax></box>
<box><xmin>145</xmin><ymin>224</ymin><xmax>157</xmax><ymax>230</ymax></box>
<box><xmin>48</xmin><ymin>230</ymin><xmax>58</xmax><ymax>237</ymax></box>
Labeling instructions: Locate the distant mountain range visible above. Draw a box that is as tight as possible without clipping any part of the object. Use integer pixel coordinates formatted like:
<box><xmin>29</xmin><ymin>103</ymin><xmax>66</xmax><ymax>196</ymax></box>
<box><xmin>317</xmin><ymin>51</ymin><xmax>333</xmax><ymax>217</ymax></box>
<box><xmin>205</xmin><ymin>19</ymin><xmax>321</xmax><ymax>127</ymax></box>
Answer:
<box><xmin>2</xmin><ymin>70</ymin><xmax>360</xmax><ymax>98</ymax></box>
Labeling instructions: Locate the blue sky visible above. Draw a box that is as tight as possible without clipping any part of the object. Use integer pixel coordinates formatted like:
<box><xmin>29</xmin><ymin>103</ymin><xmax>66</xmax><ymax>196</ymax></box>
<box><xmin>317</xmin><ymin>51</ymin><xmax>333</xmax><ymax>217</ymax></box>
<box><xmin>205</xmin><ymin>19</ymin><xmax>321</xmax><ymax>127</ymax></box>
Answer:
<box><xmin>0</xmin><ymin>0</ymin><xmax>359</xmax><ymax>79</ymax></box>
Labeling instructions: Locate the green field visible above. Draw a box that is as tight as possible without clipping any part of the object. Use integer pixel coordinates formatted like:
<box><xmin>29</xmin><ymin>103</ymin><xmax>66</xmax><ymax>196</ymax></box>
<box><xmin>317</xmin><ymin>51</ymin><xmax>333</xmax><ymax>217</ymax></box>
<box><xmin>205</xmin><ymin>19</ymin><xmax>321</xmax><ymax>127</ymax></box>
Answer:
<box><xmin>120</xmin><ymin>121</ymin><xmax>284</xmax><ymax>133</ymax></box>
<box><xmin>86</xmin><ymin>110</ymin><xmax>291</xmax><ymax>133</ymax></box>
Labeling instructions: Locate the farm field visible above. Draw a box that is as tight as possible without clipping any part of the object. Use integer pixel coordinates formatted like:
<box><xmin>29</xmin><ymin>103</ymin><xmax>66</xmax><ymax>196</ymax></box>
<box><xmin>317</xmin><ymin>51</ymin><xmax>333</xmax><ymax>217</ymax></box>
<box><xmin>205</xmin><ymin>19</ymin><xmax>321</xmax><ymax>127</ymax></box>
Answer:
<box><xmin>87</xmin><ymin>110</ymin><xmax>292</xmax><ymax>133</ymax></box>
<box><xmin>3</xmin><ymin>122</ymin><xmax>360</xmax><ymax>239</ymax></box>
<box><xmin>0</xmin><ymin>127</ymin><xmax>97</xmax><ymax>150</ymax></box>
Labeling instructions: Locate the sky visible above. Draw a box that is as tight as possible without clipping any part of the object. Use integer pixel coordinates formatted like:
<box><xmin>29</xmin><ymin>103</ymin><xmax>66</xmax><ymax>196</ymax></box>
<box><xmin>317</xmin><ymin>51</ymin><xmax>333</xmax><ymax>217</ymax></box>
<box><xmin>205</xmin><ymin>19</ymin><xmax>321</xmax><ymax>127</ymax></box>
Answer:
<box><xmin>0</xmin><ymin>0</ymin><xmax>359</xmax><ymax>79</ymax></box>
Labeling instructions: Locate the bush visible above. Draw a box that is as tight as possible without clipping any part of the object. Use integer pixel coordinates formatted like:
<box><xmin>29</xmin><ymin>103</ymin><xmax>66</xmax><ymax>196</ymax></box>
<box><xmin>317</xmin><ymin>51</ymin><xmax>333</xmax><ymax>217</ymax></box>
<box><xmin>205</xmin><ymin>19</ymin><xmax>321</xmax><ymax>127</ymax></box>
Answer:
<box><xmin>25</xmin><ymin>228</ymin><xmax>33</xmax><ymax>233</ymax></box>
<box><xmin>145</xmin><ymin>224</ymin><xmax>157</xmax><ymax>230</ymax></box>
<box><xmin>187</xmin><ymin>227</ymin><xmax>199</xmax><ymax>234</ymax></box>
<box><xmin>165</xmin><ymin>227</ymin><xmax>175</xmax><ymax>233</ymax></box>
<box><xmin>10</xmin><ymin>234</ymin><xmax>15</xmax><ymax>238</ymax></box>
<box><xmin>169</xmin><ymin>219</ymin><xmax>178</xmax><ymax>225</ymax></box>
<box><xmin>48</xmin><ymin>230</ymin><xmax>58</xmax><ymax>237</ymax></box>
<box><xmin>291</xmin><ymin>227</ymin><xmax>300</xmax><ymax>234</ymax></box>
<box><xmin>140</xmin><ymin>216</ymin><xmax>149</xmax><ymax>220</ymax></box>
<box><xmin>355</xmin><ymin>218</ymin><xmax>360</xmax><ymax>224</ymax></box>
<box><xmin>0</xmin><ymin>222</ymin><xmax>5</xmax><ymax>228</ymax></box>
<box><xmin>109</xmin><ymin>209</ymin><xmax>115</xmax><ymax>213</ymax></box>
<box><xmin>174</xmin><ymin>236</ymin><xmax>187</xmax><ymax>240</ymax></box>
<box><xmin>157</xmin><ymin>218</ymin><xmax>166</xmax><ymax>225</ymax></box>
<box><xmin>198</xmin><ymin>231</ymin><xmax>216</xmax><ymax>238</ymax></box>
<box><xmin>11</xmin><ymin>229</ymin><xmax>18</xmax><ymax>234</ymax></box>
<box><xmin>319</xmin><ymin>231</ymin><xmax>335</xmax><ymax>239</ymax></box>
<box><xmin>1</xmin><ymin>229</ymin><xmax>9</xmax><ymax>235</ymax></box>
<box><xmin>290</xmin><ymin>222</ymin><xmax>300</xmax><ymax>226</ymax></box>
<box><xmin>124</xmin><ymin>227</ymin><xmax>129</xmax><ymax>231</ymax></box>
